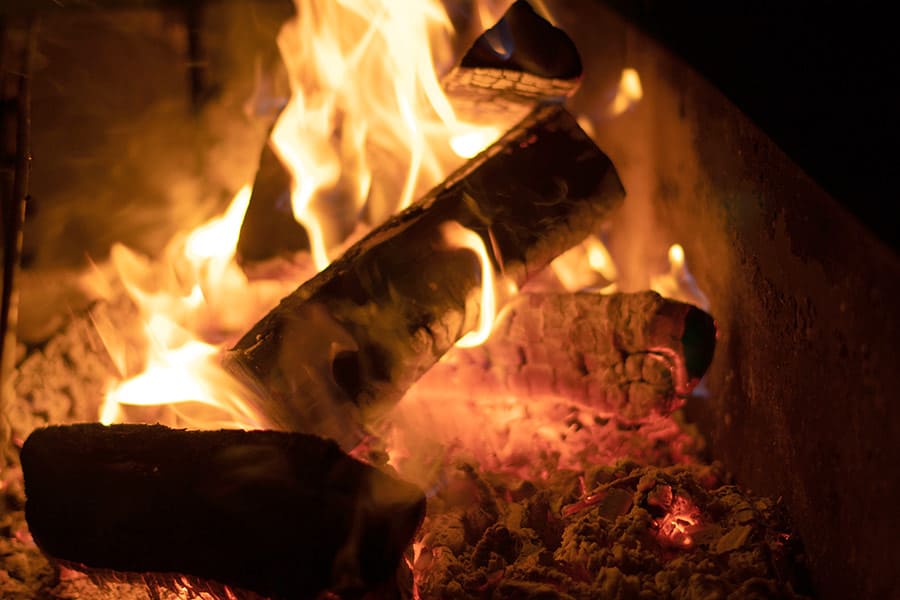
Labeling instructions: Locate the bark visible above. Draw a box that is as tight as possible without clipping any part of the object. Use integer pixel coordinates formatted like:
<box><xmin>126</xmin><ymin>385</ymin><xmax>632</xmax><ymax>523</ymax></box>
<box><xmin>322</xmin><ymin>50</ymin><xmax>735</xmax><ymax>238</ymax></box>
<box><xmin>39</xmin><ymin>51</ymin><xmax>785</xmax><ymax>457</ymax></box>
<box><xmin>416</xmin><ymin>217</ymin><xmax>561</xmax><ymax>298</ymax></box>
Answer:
<box><xmin>224</xmin><ymin>103</ymin><xmax>624</xmax><ymax>448</ymax></box>
<box><xmin>21</xmin><ymin>423</ymin><xmax>425</xmax><ymax>600</ymax></box>
<box><xmin>408</xmin><ymin>291</ymin><xmax>717</xmax><ymax>423</ymax></box>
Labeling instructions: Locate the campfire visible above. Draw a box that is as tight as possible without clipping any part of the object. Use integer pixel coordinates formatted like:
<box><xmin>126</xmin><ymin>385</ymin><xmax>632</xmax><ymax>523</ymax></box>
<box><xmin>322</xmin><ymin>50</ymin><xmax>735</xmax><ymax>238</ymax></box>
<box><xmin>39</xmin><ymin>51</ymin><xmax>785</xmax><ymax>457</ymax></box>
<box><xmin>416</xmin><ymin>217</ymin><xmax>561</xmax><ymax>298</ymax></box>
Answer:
<box><xmin>0</xmin><ymin>1</ymin><xmax>823</xmax><ymax>598</ymax></box>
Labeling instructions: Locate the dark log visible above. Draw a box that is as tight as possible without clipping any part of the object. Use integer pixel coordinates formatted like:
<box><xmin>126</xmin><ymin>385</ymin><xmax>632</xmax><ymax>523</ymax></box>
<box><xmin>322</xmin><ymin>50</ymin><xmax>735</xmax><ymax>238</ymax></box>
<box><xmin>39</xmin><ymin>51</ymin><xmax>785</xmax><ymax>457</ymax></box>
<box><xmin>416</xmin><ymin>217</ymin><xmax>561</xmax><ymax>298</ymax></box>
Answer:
<box><xmin>21</xmin><ymin>423</ymin><xmax>425</xmax><ymax>600</ymax></box>
<box><xmin>235</xmin><ymin>138</ymin><xmax>310</xmax><ymax>266</ymax></box>
<box><xmin>224</xmin><ymin>104</ymin><xmax>624</xmax><ymax>448</ymax></box>
<box><xmin>444</xmin><ymin>0</ymin><xmax>583</xmax><ymax>122</ymax></box>
<box><xmin>408</xmin><ymin>291</ymin><xmax>717</xmax><ymax>423</ymax></box>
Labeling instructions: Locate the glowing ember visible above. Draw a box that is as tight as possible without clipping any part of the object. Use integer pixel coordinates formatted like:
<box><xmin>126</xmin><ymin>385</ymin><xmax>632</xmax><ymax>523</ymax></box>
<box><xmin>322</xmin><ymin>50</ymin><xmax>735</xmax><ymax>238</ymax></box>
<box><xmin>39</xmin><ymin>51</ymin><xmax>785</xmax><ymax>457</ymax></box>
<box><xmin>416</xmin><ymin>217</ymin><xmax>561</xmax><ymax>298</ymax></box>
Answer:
<box><xmin>93</xmin><ymin>186</ymin><xmax>297</xmax><ymax>430</ymax></box>
<box><xmin>655</xmin><ymin>494</ymin><xmax>702</xmax><ymax>548</ymax></box>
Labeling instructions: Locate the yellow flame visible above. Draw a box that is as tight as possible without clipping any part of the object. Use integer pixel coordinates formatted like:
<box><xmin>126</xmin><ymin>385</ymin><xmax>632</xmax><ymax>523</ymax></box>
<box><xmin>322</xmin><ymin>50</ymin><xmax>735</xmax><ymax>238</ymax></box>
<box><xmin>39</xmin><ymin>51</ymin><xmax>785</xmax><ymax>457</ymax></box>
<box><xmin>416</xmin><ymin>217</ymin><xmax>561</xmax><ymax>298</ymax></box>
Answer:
<box><xmin>650</xmin><ymin>243</ymin><xmax>709</xmax><ymax>309</ymax></box>
<box><xmin>551</xmin><ymin>235</ymin><xmax>619</xmax><ymax>293</ymax></box>
<box><xmin>586</xmin><ymin>235</ymin><xmax>618</xmax><ymax>282</ymax></box>
<box><xmin>609</xmin><ymin>67</ymin><xmax>643</xmax><ymax>117</ymax></box>
<box><xmin>184</xmin><ymin>185</ymin><xmax>251</xmax><ymax>261</ymax></box>
<box><xmin>95</xmin><ymin>185</ymin><xmax>302</xmax><ymax>431</ymax></box>
<box><xmin>441</xmin><ymin>221</ymin><xmax>497</xmax><ymax>348</ymax></box>
<box><xmin>450</xmin><ymin>127</ymin><xmax>500</xmax><ymax>158</ymax></box>
<box><xmin>270</xmin><ymin>0</ymin><xmax>502</xmax><ymax>269</ymax></box>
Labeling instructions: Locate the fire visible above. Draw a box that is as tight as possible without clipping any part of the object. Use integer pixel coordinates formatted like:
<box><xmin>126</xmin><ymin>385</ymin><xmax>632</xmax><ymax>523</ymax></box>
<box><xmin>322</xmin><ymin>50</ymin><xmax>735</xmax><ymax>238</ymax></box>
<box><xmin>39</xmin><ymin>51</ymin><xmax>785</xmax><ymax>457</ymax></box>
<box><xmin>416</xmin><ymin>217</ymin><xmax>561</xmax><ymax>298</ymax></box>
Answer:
<box><xmin>93</xmin><ymin>186</ymin><xmax>296</xmax><ymax>430</ymax></box>
<box><xmin>608</xmin><ymin>67</ymin><xmax>643</xmax><ymax>117</ymax></box>
<box><xmin>94</xmin><ymin>0</ymin><xmax>509</xmax><ymax>430</ymax></box>
<box><xmin>655</xmin><ymin>494</ymin><xmax>702</xmax><ymax>548</ymax></box>
<box><xmin>270</xmin><ymin>0</ymin><xmax>502</xmax><ymax>271</ymax></box>
<box><xmin>440</xmin><ymin>220</ymin><xmax>500</xmax><ymax>348</ymax></box>
<box><xmin>650</xmin><ymin>243</ymin><xmax>710</xmax><ymax>309</ymax></box>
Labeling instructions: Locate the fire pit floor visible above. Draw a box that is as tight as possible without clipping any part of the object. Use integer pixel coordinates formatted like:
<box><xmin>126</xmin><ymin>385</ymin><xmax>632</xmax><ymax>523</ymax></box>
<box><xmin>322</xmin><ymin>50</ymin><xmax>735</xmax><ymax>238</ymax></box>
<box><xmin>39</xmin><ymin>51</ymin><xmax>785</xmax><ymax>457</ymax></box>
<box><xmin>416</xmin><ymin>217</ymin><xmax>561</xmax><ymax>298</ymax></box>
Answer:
<box><xmin>0</xmin><ymin>292</ymin><xmax>812</xmax><ymax>599</ymax></box>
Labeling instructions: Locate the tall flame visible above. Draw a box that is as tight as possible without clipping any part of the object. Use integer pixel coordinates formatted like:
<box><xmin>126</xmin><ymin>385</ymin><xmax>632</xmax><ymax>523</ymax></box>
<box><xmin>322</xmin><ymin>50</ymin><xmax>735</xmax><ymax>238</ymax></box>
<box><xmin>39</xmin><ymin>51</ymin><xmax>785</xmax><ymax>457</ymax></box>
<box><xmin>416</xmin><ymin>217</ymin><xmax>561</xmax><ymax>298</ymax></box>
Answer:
<box><xmin>270</xmin><ymin>0</ymin><xmax>502</xmax><ymax>272</ymax></box>
<box><xmin>441</xmin><ymin>220</ymin><xmax>499</xmax><ymax>348</ymax></box>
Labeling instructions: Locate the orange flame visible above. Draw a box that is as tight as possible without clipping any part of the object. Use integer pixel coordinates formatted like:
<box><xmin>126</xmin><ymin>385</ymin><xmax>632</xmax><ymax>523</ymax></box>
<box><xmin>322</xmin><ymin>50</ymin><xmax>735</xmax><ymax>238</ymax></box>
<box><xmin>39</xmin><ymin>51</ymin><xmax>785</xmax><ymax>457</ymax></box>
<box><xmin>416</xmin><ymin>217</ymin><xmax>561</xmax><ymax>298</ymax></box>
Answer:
<box><xmin>270</xmin><ymin>0</ymin><xmax>502</xmax><ymax>271</ymax></box>
<box><xmin>650</xmin><ymin>243</ymin><xmax>709</xmax><ymax>309</ymax></box>
<box><xmin>440</xmin><ymin>220</ymin><xmax>499</xmax><ymax>348</ymax></box>
<box><xmin>656</xmin><ymin>494</ymin><xmax>701</xmax><ymax>548</ymax></box>
<box><xmin>94</xmin><ymin>186</ymin><xmax>297</xmax><ymax>430</ymax></box>
<box><xmin>608</xmin><ymin>67</ymin><xmax>643</xmax><ymax>117</ymax></box>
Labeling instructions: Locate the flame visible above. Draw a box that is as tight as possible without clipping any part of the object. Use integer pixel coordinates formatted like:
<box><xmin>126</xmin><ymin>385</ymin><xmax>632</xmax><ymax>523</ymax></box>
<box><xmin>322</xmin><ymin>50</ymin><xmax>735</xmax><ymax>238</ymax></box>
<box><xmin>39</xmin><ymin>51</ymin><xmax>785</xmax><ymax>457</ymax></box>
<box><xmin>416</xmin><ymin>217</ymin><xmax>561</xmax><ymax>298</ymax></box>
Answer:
<box><xmin>551</xmin><ymin>235</ymin><xmax>619</xmax><ymax>293</ymax></box>
<box><xmin>440</xmin><ymin>220</ymin><xmax>498</xmax><ymax>348</ymax></box>
<box><xmin>650</xmin><ymin>243</ymin><xmax>710</xmax><ymax>309</ymax></box>
<box><xmin>608</xmin><ymin>67</ymin><xmax>643</xmax><ymax>117</ymax></box>
<box><xmin>92</xmin><ymin>0</ymin><xmax>512</xmax><ymax>431</ymax></box>
<box><xmin>270</xmin><ymin>0</ymin><xmax>502</xmax><ymax>270</ymax></box>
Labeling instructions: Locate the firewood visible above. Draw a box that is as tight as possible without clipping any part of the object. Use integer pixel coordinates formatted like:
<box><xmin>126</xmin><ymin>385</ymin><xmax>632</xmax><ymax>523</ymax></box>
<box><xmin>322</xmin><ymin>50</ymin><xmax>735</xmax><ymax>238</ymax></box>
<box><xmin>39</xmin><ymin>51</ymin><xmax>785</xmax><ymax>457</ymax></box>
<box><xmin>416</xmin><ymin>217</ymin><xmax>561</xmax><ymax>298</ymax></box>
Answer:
<box><xmin>223</xmin><ymin>103</ymin><xmax>624</xmax><ymax>447</ymax></box>
<box><xmin>407</xmin><ymin>291</ymin><xmax>717</xmax><ymax>423</ymax></box>
<box><xmin>21</xmin><ymin>423</ymin><xmax>425</xmax><ymax>600</ymax></box>
<box><xmin>443</xmin><ymin>0</ymin><xmax>583</xmax><ymax>122</ymax></box>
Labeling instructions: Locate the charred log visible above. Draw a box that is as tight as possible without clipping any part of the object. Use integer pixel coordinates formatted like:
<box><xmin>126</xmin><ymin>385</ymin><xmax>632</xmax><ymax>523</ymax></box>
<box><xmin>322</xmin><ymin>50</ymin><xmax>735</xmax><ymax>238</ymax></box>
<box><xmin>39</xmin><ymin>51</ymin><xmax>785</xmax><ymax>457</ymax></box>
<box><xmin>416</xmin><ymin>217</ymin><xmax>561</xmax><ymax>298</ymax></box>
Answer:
<box><xmin>444</xmin><ymin>0</ymin><xmax>583</xmax><ymax>122</ymax></box>
<box><xmin>235</xmin><ymin>138</ymin><xmax>310</xmax><ymax>265</ymax></box>
<box><xmin>21</xmin><ymin>423</ymin><xmax>425</xmax><ymax>600</ymax></box>
<box><xmin>410</xmin><ymin>291</ymin><xmax>717</xmax><ymax>423</ymax></box>
<box><xmin>224</xmin><ymin>103</ymin><xmax>624</xmax><ymax>447</ymax></box>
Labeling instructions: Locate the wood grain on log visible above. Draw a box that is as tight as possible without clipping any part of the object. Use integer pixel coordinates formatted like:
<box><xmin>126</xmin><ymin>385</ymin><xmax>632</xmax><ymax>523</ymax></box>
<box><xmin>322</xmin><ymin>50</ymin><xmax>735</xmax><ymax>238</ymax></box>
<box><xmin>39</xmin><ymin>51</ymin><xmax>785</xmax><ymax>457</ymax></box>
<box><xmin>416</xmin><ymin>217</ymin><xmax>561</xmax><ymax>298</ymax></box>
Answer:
<box><xmin>223</xmin><ymin>103</ymin><xmax>624</xmax><ymax>447</ymax></box>
<box><xmin>21</xmin><ymin>423</ymin><xmax>425</xmax><ymax>600</ymax></box>
<box><xmin>408</xmin><ymin>291</ymin><xmax>716</xmax><ymax>423</ymax></box>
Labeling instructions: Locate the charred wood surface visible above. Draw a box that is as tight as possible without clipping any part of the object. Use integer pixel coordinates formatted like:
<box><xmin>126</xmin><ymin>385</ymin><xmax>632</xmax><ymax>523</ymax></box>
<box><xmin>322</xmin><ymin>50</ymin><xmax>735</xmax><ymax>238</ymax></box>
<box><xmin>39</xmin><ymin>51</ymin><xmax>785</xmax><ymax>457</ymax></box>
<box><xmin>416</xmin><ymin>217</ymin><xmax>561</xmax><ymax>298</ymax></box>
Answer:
<box><xmin>21</xmin><ymin>423</ymin><xmax>425</xmax><ymax>600</ymax></box>
<box><xmin>224</xmin><ymin>104</ymin><xmax>624</xmax><ymax>447</ymax></box>
<box><xmin>444</xmin><ymin>0</ymin><xmax>583</xmax><ymax>121</ymax></box>
<box><xmin>410</xmin><ymin>291</ymin><xmax>717</xmax><ymax>423</ymax></box>
<box><xmin>235</xmin><ymin>138</ymin><xmax>310</xmax><ymax>265</ymax></box>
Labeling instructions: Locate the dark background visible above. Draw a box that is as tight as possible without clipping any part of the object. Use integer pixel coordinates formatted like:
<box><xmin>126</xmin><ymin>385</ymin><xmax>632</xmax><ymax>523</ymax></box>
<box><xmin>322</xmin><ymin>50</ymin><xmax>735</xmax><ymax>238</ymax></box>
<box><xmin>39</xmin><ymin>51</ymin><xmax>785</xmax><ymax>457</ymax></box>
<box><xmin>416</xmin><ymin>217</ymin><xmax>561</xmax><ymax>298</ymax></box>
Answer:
<box><xmin>601</xmin><ymin>0</ymin><xmax>898</xmax><ymax>251</ymax></box>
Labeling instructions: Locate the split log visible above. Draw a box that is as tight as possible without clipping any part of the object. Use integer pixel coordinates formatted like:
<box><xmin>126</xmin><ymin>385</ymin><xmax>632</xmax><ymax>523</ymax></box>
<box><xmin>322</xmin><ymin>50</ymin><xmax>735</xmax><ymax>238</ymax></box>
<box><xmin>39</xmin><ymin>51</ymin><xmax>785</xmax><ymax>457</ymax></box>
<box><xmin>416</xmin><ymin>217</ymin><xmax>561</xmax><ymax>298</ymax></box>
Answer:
<box><xmin>224</xmin><ymin>104</ymin><xmax>624</xmax><ymax>447</ymax></box>
<box><xmin>21</xmin><ymin>423</ymin><xmax>425</xmax><ymax>600</ymax></box>
<box><xmin>407</xmin><ymin>291</ymin><xmax>717</xmax><ymax>423</ymax></box>
<box><xmin>443</xmin><ymin>0</ymin><xmax>583</xmax><ymax>123</ymax></box>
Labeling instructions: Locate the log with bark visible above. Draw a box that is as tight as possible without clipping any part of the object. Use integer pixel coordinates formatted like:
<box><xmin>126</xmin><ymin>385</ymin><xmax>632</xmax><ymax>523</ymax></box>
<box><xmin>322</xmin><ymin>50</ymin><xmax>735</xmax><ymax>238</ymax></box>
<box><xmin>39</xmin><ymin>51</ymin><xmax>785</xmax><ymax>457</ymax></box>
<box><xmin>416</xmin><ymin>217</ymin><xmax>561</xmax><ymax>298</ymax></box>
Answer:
<box><xmin>223</xmin><ymin>103</ymin><xmax>625</xmax><ymax>448</ymax></box>
<box><xmin>21</xmin><ymin>423</ymin><xmax>425</xmax><ymax>600</ymax></box>
<box><xmin>406</xmin><ymin>291</ymin><xmax>717</xmax><ymax>424</ymax></box>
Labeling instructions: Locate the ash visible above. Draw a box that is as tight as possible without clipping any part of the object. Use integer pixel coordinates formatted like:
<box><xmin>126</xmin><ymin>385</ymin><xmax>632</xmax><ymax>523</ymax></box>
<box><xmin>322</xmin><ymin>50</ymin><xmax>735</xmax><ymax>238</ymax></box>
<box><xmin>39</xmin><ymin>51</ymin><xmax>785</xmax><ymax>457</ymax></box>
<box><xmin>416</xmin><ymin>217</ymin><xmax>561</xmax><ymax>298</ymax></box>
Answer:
<box><xmin>411</xmin><ymin>460</ymin><xmax>811</xmax><ymax>599</ymax></box>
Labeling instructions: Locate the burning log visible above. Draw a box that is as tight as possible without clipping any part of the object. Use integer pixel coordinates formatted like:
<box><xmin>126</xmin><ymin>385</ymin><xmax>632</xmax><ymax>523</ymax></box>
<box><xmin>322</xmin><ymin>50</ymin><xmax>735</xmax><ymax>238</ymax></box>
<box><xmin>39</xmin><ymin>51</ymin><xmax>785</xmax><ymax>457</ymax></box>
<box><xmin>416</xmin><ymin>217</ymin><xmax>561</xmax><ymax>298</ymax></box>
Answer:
<box><xmin>224</xmin><ymin>103</ymin><xmax>624</xmax><ymax>446</ymax></box>
<box><xmin>443</xmin><ymin>0</ymin><xmax>583</xmax><ymax>122</ymax></box>
<box><xmin>21</xmin><ymin>423</ymin><xmax>425</xmax><ymax>600</ymax></box>
<box><xmin>410</xmin><ymin>291</ymin><xmax>717</xmax><ymax>423</ymax></box>
<box><xmin>235</xmin><ymin>0</ymin><xmax>583</xmax><ymax>266</ymax></box>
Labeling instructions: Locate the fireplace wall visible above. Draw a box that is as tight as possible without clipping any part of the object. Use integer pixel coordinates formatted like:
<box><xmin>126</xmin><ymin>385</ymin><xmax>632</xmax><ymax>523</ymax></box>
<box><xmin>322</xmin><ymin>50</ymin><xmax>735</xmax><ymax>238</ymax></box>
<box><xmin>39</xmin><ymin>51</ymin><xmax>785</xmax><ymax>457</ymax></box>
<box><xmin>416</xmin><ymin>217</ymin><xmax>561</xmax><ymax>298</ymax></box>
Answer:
<box><xmin>553</xmin><ymin>2</ymin><xmax>900</xmax><ymax>598</ymax></box>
